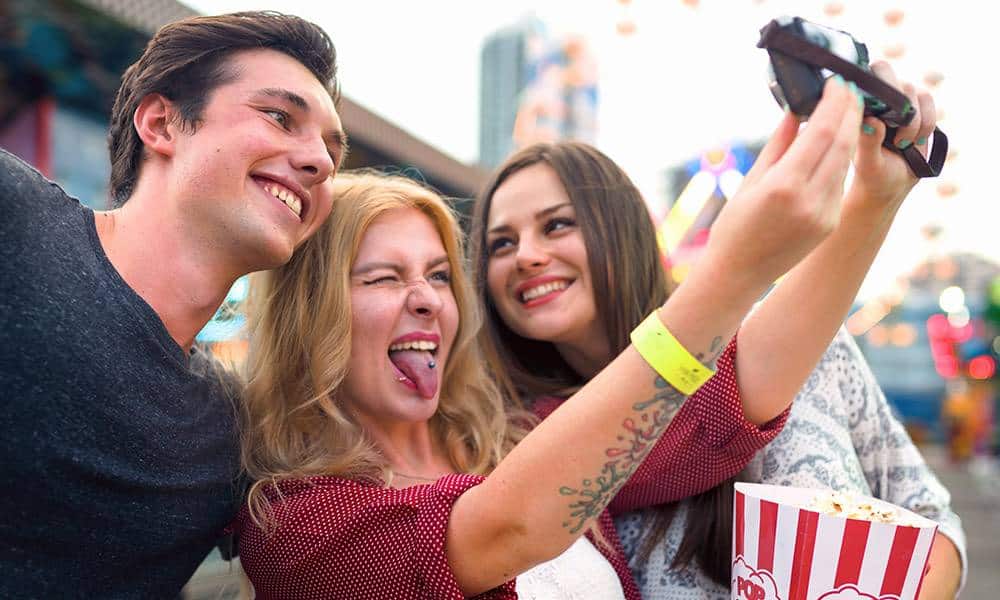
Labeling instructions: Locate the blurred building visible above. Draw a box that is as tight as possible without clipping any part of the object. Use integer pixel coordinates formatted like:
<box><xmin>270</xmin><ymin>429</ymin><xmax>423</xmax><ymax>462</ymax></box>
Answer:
<box><xmin>1</xmin><ymin>0</ymin><xmax>488</xmax><ymax>203</ymax></box>
<box><xmin>0</xmin><ymin>0</ymin><xmax>489</xmax><ymax>597</ymax></box>
<box><xmin>850</xmin><ymin>252</ymin><xmax>999</xmax><ymax>445</ymax></box>
<box><xmin>479</xmin><ymin>16</ymin><xmax>598</xmax><ymax>168</ymax></box>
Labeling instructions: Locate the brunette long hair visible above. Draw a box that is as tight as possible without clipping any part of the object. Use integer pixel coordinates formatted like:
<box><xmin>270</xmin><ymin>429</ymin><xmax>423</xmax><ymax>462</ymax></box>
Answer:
<box><xmin>469</xmin><ymin>142</ymin><xmax>734</xmax><ymax>585</ymax></box>
<box><xmin>470</xmin><ymin>142</ymin><xmax>667</xmax><ymax>404</ymax></box>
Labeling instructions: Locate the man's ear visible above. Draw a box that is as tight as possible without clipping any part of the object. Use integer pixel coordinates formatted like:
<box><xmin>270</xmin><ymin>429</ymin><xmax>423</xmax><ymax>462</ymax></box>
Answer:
<box><xmin>133</xmin><ymin>94</ymin><xmax>178</xmax><ymax>159</ymax></box>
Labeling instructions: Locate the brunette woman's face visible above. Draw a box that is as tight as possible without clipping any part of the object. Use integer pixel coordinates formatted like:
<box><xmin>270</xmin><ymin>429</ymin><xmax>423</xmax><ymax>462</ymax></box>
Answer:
<box><xmin>485</xmin><ymin>163</ymin><xmax>603</xmax><ymax>351</ymax></box>
<box><xmin>340</xmin><ymin>207</ymin><xmax>459</xmax><ymax>431</ymax></box>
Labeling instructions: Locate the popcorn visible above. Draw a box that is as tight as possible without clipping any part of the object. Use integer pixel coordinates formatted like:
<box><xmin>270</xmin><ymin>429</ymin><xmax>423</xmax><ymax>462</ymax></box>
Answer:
<box><xmin>732</xmin><ymin>483</ymin><xmax>938</xmax><ymax>600</ymax></box>
<box><xmin>808</xmin><ymin>490</ymin><xmax>924</xmax><ymax>527</ymax></box>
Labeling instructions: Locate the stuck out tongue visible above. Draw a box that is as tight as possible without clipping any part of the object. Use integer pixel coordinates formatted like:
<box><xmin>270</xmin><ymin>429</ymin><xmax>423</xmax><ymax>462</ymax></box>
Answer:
<box><xmin>389</xmin><ymin>350</ymin><xmax>439</xmax><ymax>399</ymax></box>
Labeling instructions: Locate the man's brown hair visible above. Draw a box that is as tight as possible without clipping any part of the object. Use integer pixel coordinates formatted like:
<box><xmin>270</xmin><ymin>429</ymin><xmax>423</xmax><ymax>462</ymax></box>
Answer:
<box><xmin>107</xmin><ymin>11</ymin><xmax>339</xmax><ymax>206</ymax></box>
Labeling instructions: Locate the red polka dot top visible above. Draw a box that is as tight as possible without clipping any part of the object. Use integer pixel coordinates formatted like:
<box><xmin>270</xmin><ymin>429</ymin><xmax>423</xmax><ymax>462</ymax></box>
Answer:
<box><xmin>235</xmin><ymin>336</ymin><xmax>789</xmax><ymax>598</ymax></box>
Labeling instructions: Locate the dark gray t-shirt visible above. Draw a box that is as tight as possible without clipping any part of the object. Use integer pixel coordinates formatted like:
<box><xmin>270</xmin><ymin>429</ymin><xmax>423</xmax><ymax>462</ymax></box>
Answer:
<box><xmin>0</xmin><ymin>150</ymin><xmax>242</xmax><ymax>598</ymax></box>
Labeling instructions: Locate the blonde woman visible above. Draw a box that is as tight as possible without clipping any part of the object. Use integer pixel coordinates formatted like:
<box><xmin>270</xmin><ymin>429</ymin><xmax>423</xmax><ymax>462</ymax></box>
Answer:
<box><xmin>233</xmin><ymin>78</ymin><xmax>864</xmax><ymax>599</ymax></box>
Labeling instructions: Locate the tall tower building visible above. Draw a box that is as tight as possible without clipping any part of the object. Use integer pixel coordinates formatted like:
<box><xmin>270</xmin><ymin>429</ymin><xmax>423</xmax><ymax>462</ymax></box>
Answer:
<box><xmin>480</xmin><ymin>17</ymin><xmax>599</xmax><ymax>169</ymax></box>
<box><xmin>479</xmin><ymin>24</ymin><xmax>527</xmax><ymax>168</ymax></box>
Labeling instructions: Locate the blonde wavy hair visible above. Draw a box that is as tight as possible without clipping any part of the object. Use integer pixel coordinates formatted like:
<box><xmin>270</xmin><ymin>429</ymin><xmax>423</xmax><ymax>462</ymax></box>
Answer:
<box><xmin>241</xmin><ymin>170</ymin><xmax>527</xmax><ymax>522</ymax></box>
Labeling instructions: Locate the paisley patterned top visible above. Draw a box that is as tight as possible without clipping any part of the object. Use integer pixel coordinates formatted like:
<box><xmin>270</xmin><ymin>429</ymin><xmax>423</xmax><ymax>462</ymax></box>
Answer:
<box><xmin>614</xmin><ymin>328</ymin><xmax>968</xmax><ymax>599</ymax></box>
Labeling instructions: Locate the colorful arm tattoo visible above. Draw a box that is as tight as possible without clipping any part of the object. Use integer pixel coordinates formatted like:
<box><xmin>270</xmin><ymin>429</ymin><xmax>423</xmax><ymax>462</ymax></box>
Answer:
<box><xmin>558</xmin><ymin>375</ymin><xmax>687</xmax><ymax>533</ymax></box>
<box><xmin>695</xmin><ymin>335</ymin><xmax>725</xmax><ymax>369</ymax></box>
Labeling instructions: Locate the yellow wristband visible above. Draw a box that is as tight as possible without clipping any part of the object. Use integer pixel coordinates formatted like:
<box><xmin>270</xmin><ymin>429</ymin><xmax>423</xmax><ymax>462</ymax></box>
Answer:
<box><xmin>629</xmin><ymin>311</ymin><xmax>715</xmax><ymax>395</ymax></box>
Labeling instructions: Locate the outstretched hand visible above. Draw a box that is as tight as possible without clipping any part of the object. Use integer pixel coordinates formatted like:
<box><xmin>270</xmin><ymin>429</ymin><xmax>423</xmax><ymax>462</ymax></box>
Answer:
<box><xmin>848</xmin><ymin>60</ymin><xmax>938</xmax><ymax>211</ymax></box>
<box><xmin>699</xmin><ymin>75</ymin><xmax>864</xmax><ymax>300</ymax></box>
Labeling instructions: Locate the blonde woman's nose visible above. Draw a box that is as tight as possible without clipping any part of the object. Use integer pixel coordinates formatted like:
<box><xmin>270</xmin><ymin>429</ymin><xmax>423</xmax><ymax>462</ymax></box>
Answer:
<box><xmin>406</xmin><ymin>279</ymin><xmax>443</xmax><ymax>317</ymax></box>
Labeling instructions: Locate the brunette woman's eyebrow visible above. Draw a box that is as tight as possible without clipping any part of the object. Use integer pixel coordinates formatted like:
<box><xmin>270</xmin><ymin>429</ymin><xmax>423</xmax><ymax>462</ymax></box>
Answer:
<box><xmin>535</xmin><ymin>202</ymin><xmax>572</xmax><ymax>220</ymax></box>
<box><xmin>487</xmin><ymin>202</ymin><xmax>572</xmax><ymax>235</ymax></box>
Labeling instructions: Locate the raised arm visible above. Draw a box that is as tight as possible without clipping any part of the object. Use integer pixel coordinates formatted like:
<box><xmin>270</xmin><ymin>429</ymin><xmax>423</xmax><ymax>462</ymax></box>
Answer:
<box><xmin>446</xmin><ymin>76</ymin><xmax>864</xmax><ymax>597</ymax></box>
<box><xmin>736</xmin><ymin>62</ymin><xmax>937</xmax><ymax>425</ymax></box>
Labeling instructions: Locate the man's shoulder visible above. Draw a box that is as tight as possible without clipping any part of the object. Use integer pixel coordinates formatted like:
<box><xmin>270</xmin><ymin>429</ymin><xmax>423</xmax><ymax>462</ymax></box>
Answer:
<box><xmin>189</xmin><ymin>347</ymin><xmax>245</xmax><ymax>403</ymax></box>
<box><xmin>1</xmin><ymin>148</ymin><xmax>50</xmax><ymax>186</ymax></box>
<box><xmin>0</xmin><ymin>148</ymin><xmax>75</xmax><ymax>212</ymax></box>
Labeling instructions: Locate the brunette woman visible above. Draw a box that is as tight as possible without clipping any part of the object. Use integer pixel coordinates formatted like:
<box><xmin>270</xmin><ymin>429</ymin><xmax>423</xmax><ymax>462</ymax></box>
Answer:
<box><xmin>471</xmin><ymin>64</ymin><xmax>962</xmax><ymax>598</ymax></box>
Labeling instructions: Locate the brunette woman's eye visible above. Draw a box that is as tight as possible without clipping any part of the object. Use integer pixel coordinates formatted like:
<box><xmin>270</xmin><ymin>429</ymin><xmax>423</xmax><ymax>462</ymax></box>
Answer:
<box><xmin>488</xmin><ymin>237</ymin><xmax>515</xmax><ymax>256</ymax></box>
<box><xmin>545</xmin><ymin>217</ymin><xmax>575</xmax><ymax>233</ymax></box>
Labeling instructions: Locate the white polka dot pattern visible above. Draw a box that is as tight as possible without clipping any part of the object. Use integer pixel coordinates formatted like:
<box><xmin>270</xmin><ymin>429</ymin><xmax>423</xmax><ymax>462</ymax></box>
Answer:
<box><xmin>235</xmin><ymin>334</ymin><xmax>785</xmax><ymax>599</ymax></box>
<box><xmin>237</xmin><ymin>474</ymin><xmax>517</xmax><ymax>599</ymax></box>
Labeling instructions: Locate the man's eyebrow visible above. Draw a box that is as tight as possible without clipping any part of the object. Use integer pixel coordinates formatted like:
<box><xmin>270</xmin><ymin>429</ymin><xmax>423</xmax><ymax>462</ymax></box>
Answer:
<box><xmin>257</xmin><ymin>87</ymin><xmax>309</xmax><ymax>111</ymax></box>
<box><xmin>255</xmin><ymin>87</ymin><xmax>348</xmax><ymax>164</ymax></box>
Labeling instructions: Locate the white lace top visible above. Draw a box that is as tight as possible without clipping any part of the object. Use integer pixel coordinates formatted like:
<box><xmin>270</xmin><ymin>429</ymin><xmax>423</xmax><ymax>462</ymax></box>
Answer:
<box><xmin>614</xmin><ymin>328</ymin><xmax>967</xmax><ymax>599</ymax></box>
<box><xmin>517</xmin><ymin>537</ymin><xmax>626</xmax><ymax>600</ymax></box>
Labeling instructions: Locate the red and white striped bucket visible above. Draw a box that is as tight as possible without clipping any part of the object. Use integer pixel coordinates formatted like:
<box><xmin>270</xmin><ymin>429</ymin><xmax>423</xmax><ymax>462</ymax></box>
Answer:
<box><xmin>731</xmin><ymin>483</ymin><xmax>938</xmax><ymax>600</ymax></box>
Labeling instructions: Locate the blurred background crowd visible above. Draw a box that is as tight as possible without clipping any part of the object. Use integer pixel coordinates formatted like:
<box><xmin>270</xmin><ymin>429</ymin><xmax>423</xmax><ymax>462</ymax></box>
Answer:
<box><xmin>1</xmin><ymin>0</ymin><xmax>995</xmax><ymax>596</ymax></box>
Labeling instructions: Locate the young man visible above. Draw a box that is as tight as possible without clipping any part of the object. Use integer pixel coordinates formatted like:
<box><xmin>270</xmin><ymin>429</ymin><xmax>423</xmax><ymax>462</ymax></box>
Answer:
<box><xmin>0</xmin><ymin>12</ymin><xmax>346</xmax><ymax>597</ymax></box>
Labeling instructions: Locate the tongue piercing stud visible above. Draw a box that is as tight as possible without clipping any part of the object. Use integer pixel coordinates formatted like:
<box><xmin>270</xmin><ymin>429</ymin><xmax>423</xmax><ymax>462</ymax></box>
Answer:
<box><xmin>427</xmin><ymin>360</ymin><xmax>436</xmax><ymax>369</ymax></box>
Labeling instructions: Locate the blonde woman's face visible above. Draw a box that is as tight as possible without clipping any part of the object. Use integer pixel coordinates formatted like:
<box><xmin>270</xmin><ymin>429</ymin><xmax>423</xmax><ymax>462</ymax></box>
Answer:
<box><xmin>340</xmin><ymin>207</ymin><xmax>459</xmax><ymax>432</ymax></box>
<box><xmin>484</xmin><ymin>163</ymin><xmax>601</xmax><ymax>350</ymax></box>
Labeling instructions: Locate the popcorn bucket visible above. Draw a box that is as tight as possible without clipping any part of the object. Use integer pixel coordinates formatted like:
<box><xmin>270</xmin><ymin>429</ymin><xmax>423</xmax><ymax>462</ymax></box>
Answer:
<box><xmin>731</xmin><ymin>483</ymin><xmax>938</xmax><ymax>600</ymax></box>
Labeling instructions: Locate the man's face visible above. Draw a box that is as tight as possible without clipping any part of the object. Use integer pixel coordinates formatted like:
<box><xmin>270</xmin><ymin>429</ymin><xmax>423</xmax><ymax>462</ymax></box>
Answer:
<box><xmin>166</xmin><ymin>48</ymin><xmax>344</xmax><ymax>271</ymax></box>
